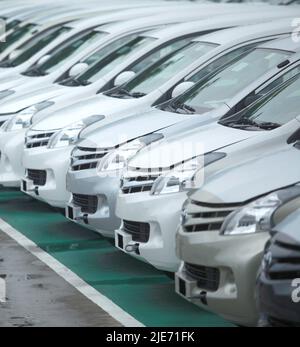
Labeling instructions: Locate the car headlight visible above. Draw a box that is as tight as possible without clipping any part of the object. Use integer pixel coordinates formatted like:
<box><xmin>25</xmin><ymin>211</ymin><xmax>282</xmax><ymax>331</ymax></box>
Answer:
<box><xmin>98</xmin><ymin>133</ymin><xmax>163</xmax><ymax>172</ymax></box>
<box><xmin>47</xmin><ymin>115</ymin><xmax>104</xmax><ymax>149</ymax></box>
<box><xmin>151</xmin><ymin>152</ymin><xmax>226</xmax><ymax>196</ymax></box>
<box><xmin>220</xmin><ymin>193</ymin><xmax>282</xmax><ymax>236</ymax></box>
<box><xmin>0</xmin><ymin>89</ymin><xmax>15</xmax><ymax>100</ymax></box>
<box><xmin>1</xmin><ymin>101</ymin><xmax>54</xmax><ymax>132</ymax></box>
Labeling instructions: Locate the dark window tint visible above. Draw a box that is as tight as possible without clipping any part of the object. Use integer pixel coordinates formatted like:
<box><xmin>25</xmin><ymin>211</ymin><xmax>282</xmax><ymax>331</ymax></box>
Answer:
<box><xmin>0</xmin><ymin>23</ymin><xmax>37</xmax><ymax>53</ymax></box>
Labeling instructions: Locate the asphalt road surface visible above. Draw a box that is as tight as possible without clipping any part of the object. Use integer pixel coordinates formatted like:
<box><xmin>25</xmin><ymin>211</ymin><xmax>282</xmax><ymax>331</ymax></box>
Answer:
<box><xmin>0</xmin><ymin>231</ymin><xmax>121</xmax><ymax>327</ymax></box>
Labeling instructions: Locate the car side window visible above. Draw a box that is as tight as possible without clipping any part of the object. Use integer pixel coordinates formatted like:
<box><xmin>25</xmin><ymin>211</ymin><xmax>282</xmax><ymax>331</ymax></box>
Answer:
<box><xmin>131</xmin><ymin>37</ymin><xmax>194</xmax><ymax>73</ymax></box>
<box><xmin>187</xmin><ymin>42</ymin><xmax>263</xmax><ymax>83</ymax></box>
<box><xmin>256</xmin><ymin>65</ymin><xmax>300</xmax><ymax>95</ymax></box>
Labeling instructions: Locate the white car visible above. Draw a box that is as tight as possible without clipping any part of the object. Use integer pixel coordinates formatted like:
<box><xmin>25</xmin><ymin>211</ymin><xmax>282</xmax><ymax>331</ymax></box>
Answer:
<box><xmin>0</xmin><ymin>8</ymin><xmax>289</xmax><ymax>127</ymax></box>
<box><xmin>0</xmin><ymin>4</ymin><xmax>92</xmax><ymax>60</ymax></box>
<box><xmin>17</xmin><ymin>22</ymin><xmax>295</xmax><ymax>208</ymax></box>
<box><xmin>0</xmin><ymin>5</ymin><xmax>202</xmax><ymax>95</ymax></box>
<box><xmin>114</xmin><ymin>60</ymin><xmax>300</xmax><ymax>273</ymax></box>
<box><xmin>0</xmin><ymin>3</ymin><xmax>54</xmax><ymax>32</ymax></box>
<box><xmin>0</xmin><ymin>7</ymin><xmax>122</xmax><ymax>84</ymax></box>
<box><xmin>0</xmin><ymin>0</ymin><xmax>173</xmax><ymax>49</ymax></box>
<box><xmin>1</xmin><ymin>9</ymin><xmax>277</xmax><ymax>188</ymax></box>
<box><xmin>0</xmin><ymin>1</ymin><xmax>258</xmax><ymax>61</ymax></box>
<box><xmin>0</xmin><ymin>2</ymin><xmax>288</xmax><ymax>97</ymax></box>
<box><xmin>0</xmin><ymin>0</ymin><xmax>207</xmax><ymax>72</ymax></box>
<box><xmin>65</xmin><ymin>36</ymin><xmax>300</xmax><ymax>238</ymax></box>
<box><xmin>0</xmin><ymin>6</ymin><xmax>290</xmax><ymax>117</ymax></box>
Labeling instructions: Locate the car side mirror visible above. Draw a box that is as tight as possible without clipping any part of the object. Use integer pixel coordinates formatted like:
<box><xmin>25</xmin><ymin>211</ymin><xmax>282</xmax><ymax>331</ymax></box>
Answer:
<box><xmin>69</xmin><ymin>62</ymin><xmax>89</xmax><ymax>77</ymax></box>
<box><xmin>114</xmin><ymin>71</ymin><xmax>136</xmax><ymax>87</ymax></box>
<box><xmin>9</xmin><ymin>49</ymin><xmax>21</xmax><ymax>60</ymax></box>
<box><xmin>171</xmin><ymin>81</ymin><xmax>195</xmax><ymax>99</ymax></box>
<box><xmin>37</xmin><ymin>54</ymin><xmax>51</xmax><ymax>66</ymax></box>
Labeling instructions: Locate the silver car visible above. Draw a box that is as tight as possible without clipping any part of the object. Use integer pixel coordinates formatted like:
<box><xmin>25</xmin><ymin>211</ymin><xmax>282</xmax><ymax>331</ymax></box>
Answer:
<box><xmin>175</xmin><ymin>119</ymin><xmax>300</xmax><ymax>326</ymax></box>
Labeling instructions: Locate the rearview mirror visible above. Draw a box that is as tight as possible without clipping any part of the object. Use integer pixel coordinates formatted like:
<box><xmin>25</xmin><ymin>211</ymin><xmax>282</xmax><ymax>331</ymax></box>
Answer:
<box><xmin>37</xmin><ymin>54</ymin><xmax>51</xmax><ymax>66</ymax></box>
<box><xmin>114</xmin><ymin>71</ymin><xmax>136</xmax><ymax>87</ymax></box>
<box><xmin>172</xmin><ymin>81</ymin><xmax>195</xmax><ymax>99</ymax></box>
<box><xmin>69</xmin><ymin>62</ymin><xmax>89</xmax><ymax>77</ymax></box>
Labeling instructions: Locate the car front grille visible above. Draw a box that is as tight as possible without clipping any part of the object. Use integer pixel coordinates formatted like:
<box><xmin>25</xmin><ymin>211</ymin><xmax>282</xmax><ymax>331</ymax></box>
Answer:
<box><xmin>185</xmin><ymin>262</ymin><xmax>220</xmax><ymax>292</ymax></box>
<box><xmin>123</xmin><ymin>220</ymin><xmax>150</xmax><ymax>243</ymax></box>
<box><xmin>266</xmin><ymin>239</ymin><xmax>300</xmax><ymax>281</ymax></box>
<box><xmin>25</xmin><ymin>132</ymin><xmax>55</xmax><ymax>149</ymax></box>
<box><xmin>121</xmin><ymin>167</ymin><xmax>165</xmax><ymax>195</ymax></box>
<box><xmin>27</xmin><ymin>169</ymin><xmax>47</xmax><ymax>186</ymax></box>
<box><xmin>72</xmin><ymin>193</ymin><xmax>98</xmax><ymax>214</ymax></box>
<box><xmin>71</xmin><ymin>146</ymin><xmax>109</xmax><ymax>172</ymax></box>
<box><xmin>121</xmin><ymin>174</ymin><xmax>160</xmax><ymax>194</ymax></box>
<box><xmin>182</xmin><ymin>200</ymin><xmax>237</xmax><ymax>233</ymax></box>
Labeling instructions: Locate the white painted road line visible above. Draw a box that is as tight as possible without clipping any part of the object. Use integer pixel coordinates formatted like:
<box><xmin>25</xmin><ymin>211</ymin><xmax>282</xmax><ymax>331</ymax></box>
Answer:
<box><xmin>0</xmin><ymin>219</ymin><xmax>144</xmax><ymax>327</ymax></box>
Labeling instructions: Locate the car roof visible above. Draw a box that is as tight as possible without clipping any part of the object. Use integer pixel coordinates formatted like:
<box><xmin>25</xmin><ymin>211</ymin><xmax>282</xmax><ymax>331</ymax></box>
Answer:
<box><xmin>92</xmin><ymin>7</ymin><xmax>264</xmax><ymax>36</ymax></box>
<box><xmin>2</xmin><ymin>6</ymin><xmax>47</xmax><ymax>20</ymax></box>
<box><xmin>67</xmin><ymin>5</ymin><xmax>247</xmax><ymax>33</ymax></box>
<box><xmin>30</xmin><ymin>9</ymin><xmax>142</xmax><ymax>31</ymax></box>
<box><xmin>65</xmin><ymin>8</ymin><xmax>175</xmax><ymax>32</ymax></box>
<box><xmin>195</xmin><ymin>18</ymin><xmax>297</xmax><ymax>48</ymax></box>
<box><xmin>258</xmin><ymin>35</ymin><xmax>300</xmax><ymax>51</ymax></box>
<box><xmin>145</xmin><ymin>9</ymin><xmax>294</xmax><ymax>40</ymax></box>
<box><xmin>25</xmin><ymin>6</ymin><xmax>73</xmax><ymax>24</ymax></box>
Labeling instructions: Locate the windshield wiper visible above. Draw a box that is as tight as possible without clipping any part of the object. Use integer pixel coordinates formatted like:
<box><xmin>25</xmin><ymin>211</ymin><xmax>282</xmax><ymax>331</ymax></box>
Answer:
<box><xmin>78</xmin><ymin>79</ymin><xmax>91</xmax><ymax>86</ymax></box>
<box><xmin>130</xmin><ymin>91</ymin><xmax>146</xmax><ymax>98</ymax></box>
<box><xmin>23</xmin><ymin>66</ymin><xmax>47</xmax><ymax>77</ymax></box>
<box><xmin>168</xmin><ymin>101</ymin><xmax>196</xmax><ymax>114</ymax></box>
<box><xmin>254</xmin><ymin>122</ymin><xmax>281</xmax><ymax>130</ymax></box>
<box><xmin>226</xmin><ymin>117</ymin><xmax>280</xmax><ymax>130</ymax></box>
<box><xmin>59</xmin><ymin>77</ymin><xmax>81</xmax><ymax>86</ymax></box>
<box><xmin>59</xmin><ymin>77</ymin><xmax>90</xmax><ymax>87</ymax></box>
<box><xmin>0</xmin><ymin>60</ymin><xmax>15</xmax><ymax>68</ymax></box>
<box><xmin>177</xmin><ymin>103</ymin><xmax>196</xmax><ymax>114</ymax></box>
<box><xmin>112</xmin><ymin>88</ymin><xmax>132</xmax><ymax>98</ymax></box>
<box><xmin>108</xmin><ymin>88</ymin><xmax>146</xmax><ymax>99</ymax></box>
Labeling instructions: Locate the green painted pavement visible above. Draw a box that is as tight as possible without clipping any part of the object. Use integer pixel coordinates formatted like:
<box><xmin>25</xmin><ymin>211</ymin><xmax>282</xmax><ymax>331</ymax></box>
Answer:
<box><xmin>0</xmin><ymin>189</ymin><xmax>234</xmax><ymax>327</ymax></box>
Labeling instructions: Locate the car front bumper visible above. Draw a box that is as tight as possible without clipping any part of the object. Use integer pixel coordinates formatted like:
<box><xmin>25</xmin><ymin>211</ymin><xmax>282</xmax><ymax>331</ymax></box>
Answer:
<box><xmin>21</xmin><ymin>145</ymin><xmax>72</xmax><ymax>208</ymax></box>
<box><xmin>175</xmin><ymin>228</ymin><xmax>270</xmax><ymax>326</ymax></box>
<box><xmin>65</xmin><ymin>169</ymin><xmax>121</xmax><ymax>238</ymax></box>
<box><xmin>0</xmin><ymin>129</ymin><xmax>26</xmax><ymax>187</ymax></box>
<box><xmin>115</xmin><ymin>191</ymin><xmax>187</xmax><ymax>272</ymax></box>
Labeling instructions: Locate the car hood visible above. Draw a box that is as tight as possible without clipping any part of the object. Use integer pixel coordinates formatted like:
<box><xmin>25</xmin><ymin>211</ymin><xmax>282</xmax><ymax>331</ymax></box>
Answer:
<box><xmin>0</xmin><ymin>72</ymin><xmax>24</xmax><ymax>85</ymax></box>
<box><xmin>129</xmin><ymin>122</ymin><xmax>256</xmax><ymax>169</ymax></box>
<box><xmin>31</xmin><ymin>94</ymin><xmax>140</xmax><ymax>131</ymax></box>
<box><xmin>190</xmin><ymin>145</ymin><xmax>300</xmax><ymax>205</ymax></box>
<box><xmin>0</xmin><ymin>84</ymin><xmax>67</xmax><ymax>113</ymax></box>
<box><xmin>0</xmin><ymin>75</ymin><xmax>30</xmax><ymax>99</ymax></box>
<box><xmin>79</xmin><ymin>108</ymin><xmax>197</xmax><ymax>149</ymax></box>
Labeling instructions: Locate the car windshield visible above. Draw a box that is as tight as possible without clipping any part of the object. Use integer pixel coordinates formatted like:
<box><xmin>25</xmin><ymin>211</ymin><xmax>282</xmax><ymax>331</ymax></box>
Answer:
<box><xmin>74</xmin><ymin>35</ymin><xmax>156</xmax><ymax>85</ymax></box>
<box><xmin>110</xmin><ymin>41</ymin><xmax>218</xmax><ymax>98</ymax></box>
<box><xmin>0</xmin><ymin>25</ymin><xmax>71</xmax><ymax>67</ymax></box>
<box><xmin>23</xmin><ymin>29</ymin><xmax>107</xmax><ymax>76</ymax></box>
<box><xmin>128</xmin><ymin>36</ymin><xmax>199</xmax><ymax>74</ymax></box>
<box><xmin>221</xmin><ymin>73</ymin><xmax>300</xmax><ymax>129</ymax></box>
<box><xmin>0</xmin><ymin>23</ymin><xmax>37</xmax><ymax>54</ymax></box>
<box><xmin>172</xmin><ymin>48</ymin><xmax>291</xmax><ymax>114</ymax></box>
